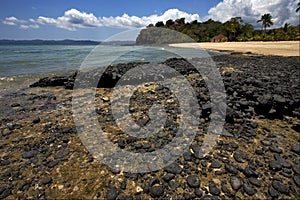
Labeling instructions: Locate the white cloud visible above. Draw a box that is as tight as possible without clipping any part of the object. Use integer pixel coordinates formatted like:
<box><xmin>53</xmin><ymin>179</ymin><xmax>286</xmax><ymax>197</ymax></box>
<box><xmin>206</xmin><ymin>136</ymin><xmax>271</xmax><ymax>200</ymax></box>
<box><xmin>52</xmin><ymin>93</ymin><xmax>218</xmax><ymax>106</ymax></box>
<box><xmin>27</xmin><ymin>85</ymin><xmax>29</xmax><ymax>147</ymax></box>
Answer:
<box><xmin>20</xmin><ymin>24</ymin><xmax>39</xmax><ymax>29</ymax></box>
<box><xmin>2</xmin><ymin>8</ymin><xmax>200</xmax><ymax>30</ymax></box>
<box><xmin>100</xmin><ymin>8</ymin><xmax>200</xmax><ymax>28</ymax></box>
<box><xmin>2</xmin><ymin>16</ymin><xmax>25</xmax><ymax>26</ymax></box>
<box><xmin>207</xmin><ymin>0</ymin><xmax>299</xmax><ymax>28</ymax></box>
<box><xmin>36</xmin><ymin>9</ymin><xmax>103</xmax><ymax>31</ymax></box>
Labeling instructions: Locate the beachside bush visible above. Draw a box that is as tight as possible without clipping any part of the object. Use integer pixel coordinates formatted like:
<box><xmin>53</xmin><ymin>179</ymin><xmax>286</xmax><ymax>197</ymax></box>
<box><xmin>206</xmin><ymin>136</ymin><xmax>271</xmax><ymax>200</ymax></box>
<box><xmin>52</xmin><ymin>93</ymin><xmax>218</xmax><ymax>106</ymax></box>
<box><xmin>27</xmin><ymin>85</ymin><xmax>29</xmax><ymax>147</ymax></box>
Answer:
<box><xmin>137</xmin><ymin>17</ymin><xmax>299</xmax><ymax>44</ymax></box>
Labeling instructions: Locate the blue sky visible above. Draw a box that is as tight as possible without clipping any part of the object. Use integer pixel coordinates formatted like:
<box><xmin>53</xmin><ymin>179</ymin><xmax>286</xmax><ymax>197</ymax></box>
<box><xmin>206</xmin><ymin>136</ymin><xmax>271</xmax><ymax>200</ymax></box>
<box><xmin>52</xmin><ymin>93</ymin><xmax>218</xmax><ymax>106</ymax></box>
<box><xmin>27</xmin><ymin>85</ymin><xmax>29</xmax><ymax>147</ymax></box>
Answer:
<box><xmin>0</xmin><ymin>0</ymin><xmax>299</xmax><ymax>40</ymax></box>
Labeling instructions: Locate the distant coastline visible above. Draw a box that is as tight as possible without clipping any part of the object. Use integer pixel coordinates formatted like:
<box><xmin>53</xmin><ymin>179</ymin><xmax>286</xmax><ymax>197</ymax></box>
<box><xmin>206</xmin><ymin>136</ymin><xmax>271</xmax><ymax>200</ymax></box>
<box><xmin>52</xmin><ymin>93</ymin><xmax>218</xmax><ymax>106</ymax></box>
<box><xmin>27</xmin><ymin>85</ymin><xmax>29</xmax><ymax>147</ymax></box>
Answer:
<box><xmin>0</xmin><ymin>39</ymin><xmax>138</xmax><ymax>46</ymax></box>
<box><xmin>0</xmin><ymin>39</ymin><xmax>101</xmax><ymax>45</ymax></box>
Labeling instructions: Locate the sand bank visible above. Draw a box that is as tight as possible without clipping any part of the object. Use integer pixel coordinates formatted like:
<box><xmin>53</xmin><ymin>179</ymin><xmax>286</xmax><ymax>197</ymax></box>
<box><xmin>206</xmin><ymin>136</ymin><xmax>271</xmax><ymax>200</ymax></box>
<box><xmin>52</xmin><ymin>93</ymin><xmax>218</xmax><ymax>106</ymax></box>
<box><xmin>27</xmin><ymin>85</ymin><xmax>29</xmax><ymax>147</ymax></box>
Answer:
<box><xmin>169</xmin><ymin>41</ymin><xmax>300</xmax><ymax>56</ymax></box>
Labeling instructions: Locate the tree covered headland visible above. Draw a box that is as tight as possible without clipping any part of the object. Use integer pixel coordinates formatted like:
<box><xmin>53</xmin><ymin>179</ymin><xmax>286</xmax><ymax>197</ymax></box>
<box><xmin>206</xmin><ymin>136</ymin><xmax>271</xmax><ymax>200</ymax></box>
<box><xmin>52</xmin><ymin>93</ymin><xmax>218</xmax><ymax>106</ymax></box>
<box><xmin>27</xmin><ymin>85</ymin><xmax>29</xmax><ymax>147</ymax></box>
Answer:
<box><xmin>136</xmin><ymin>15</ymin><xmax>300</xmax><ymax>44</ymax></box>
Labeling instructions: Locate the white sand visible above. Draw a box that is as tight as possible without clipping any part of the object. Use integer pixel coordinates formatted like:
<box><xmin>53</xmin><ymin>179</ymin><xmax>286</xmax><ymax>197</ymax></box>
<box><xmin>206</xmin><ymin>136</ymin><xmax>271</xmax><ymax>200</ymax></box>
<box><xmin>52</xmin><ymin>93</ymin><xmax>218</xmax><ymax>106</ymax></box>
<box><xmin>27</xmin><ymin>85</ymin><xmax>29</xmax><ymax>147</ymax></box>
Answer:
<box><xmin>169</xmin><ymin>41</ymin><xmax>300</xmax><ymax>57</ymax></box>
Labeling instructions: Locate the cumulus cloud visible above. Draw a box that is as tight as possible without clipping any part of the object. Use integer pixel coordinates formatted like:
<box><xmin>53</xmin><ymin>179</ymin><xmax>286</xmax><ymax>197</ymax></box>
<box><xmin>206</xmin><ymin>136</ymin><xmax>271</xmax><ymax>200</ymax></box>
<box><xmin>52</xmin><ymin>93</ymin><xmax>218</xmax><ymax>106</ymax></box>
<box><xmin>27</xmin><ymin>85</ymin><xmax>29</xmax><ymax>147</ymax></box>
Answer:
<box><xmin>3</xmin><ymin>16</ymin><xmax>25</xmax><ymax>26</ymax></box>
<box><xmin>100</xmin><ymin>9</ymin><xmax>200</xmax><ymax>28</ymax></box>
<box><xmin>20</xmin><ymin>24</ymin><xmax>39</xmax><ymax>29</ymax></box>
<box><xmin>36</xmin><ymin>9</ymin><xmax>103</xmax><ymax>31</ymax></box>
<box><xmin>207</xmin><ymin>0</ymin><xmax>299</xmax><ymax>28</ymax></box>
<box><xmin>2</xmin><ymin>8</ymin><xmax>200</xmax><ymax>30</ymax></box>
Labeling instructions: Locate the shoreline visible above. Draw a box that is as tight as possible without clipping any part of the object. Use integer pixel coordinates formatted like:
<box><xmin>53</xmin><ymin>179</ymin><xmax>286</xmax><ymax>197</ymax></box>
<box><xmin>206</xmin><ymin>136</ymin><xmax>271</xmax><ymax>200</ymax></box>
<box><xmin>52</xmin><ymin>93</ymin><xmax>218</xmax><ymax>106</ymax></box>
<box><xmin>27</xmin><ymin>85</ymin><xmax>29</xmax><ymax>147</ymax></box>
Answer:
<box><xmin>169</xmin><ymin>41</ymin><xmax>300</xmax><ymax>57</ymax></box>
<box><xmin>0</xmin><ymin>54</ymin><xmax>300</xmax><ymax>199</ymax></box>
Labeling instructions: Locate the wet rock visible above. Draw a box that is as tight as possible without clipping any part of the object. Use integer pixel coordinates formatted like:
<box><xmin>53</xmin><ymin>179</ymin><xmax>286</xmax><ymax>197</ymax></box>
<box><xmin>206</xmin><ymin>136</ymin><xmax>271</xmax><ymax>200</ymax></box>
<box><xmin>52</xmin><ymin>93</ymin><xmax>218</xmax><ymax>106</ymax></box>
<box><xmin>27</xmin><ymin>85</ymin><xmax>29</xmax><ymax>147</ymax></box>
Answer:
<box><xmin>230</xmin><ymin>176</ymin><xmax>242</xmax><ymax>190</ymax></box>
<box><xmin>149</xmin><ymin>186</ymin><xmax>164</xmax><ymax>198</ymax></box>
<box><xmin>187</xmin><ymin>175</ymin><xmax>200</xmax><ymax>188</ymax></box>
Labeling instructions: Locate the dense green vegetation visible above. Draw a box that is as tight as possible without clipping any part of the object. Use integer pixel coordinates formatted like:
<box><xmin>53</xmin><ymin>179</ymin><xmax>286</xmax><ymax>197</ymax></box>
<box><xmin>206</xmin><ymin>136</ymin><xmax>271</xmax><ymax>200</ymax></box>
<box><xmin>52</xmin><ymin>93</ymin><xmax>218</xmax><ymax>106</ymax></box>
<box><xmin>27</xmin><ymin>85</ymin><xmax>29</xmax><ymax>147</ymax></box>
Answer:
<box><xmin>136</xmin><ymin>14</ymin><xmax>300</xmax><ymax>44</ymax></box>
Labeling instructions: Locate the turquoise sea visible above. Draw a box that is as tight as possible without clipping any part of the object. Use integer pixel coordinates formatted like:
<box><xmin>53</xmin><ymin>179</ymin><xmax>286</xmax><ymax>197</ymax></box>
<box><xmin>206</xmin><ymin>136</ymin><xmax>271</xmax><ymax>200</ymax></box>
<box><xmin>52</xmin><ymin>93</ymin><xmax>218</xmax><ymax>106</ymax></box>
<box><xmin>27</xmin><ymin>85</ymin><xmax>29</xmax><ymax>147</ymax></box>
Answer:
<box><xmin>0</xmin><ymin>44</ymin><xmax>220</xmax><ymax>77</ymax></box>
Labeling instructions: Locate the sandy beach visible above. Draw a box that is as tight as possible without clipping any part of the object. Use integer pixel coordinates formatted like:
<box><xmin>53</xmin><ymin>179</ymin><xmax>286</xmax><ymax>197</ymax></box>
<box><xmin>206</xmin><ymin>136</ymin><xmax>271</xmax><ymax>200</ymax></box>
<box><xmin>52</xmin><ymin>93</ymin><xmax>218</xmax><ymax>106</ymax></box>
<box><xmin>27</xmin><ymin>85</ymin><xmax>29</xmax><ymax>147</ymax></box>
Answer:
<box><xmin>169</xmin><ymin>41</ymin><xmax>300</xmax><ymax>57</ymax></box>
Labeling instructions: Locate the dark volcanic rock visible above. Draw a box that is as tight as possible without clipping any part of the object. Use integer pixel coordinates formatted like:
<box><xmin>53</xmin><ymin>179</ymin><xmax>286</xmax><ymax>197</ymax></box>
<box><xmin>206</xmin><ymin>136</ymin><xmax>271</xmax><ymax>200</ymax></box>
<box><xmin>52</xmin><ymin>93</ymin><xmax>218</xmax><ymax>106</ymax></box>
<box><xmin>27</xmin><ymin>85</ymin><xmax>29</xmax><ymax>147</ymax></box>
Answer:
<box><xmin>243</xmin><ymin>165</ymin><xmax>259</xmax><ymax>178</ymax></box>
<box><xmin>30</xmin><ymin>76</ymin><xmax>69</xmax><ymax>88</ymax></box>
<box><xmin>225</xmin><ymin>164</ymin><xmax>238</xmax><ymax>175</ymax></box>
<box><xmin>22</xmin><ymin>150</ymin><xmax>38</xmax><ymax>159</ymax></box>
<box><xmin>230</xmin><ymin>176</ymin><xmax>242</xmax><ymax>190</ymax></box>
<box><xmin>233</xmin><ymin>150</ymin><xmax>248</xmax><ymax>163</ymax></box>
<box><xmin>209</xmin><ymin>181</ymin><xmax>220</xmax><ymax>196</ymax></box>
<box><xmin>243</xmin><ymin>184</ymin><xmax>256</xmax><ymax>196</ymax></box>
<box><xmin>187</xmin><ymin>175</ymin><xmax>200</xmax><ymax>188</ymax></box>
<box><xmin>54</xmin><ymin>149</ymin><xmax>69</xmax><ymax>159</ymax></box>
<box><xmin>272</xmin><ymin>181</ymin><xmax>289</xmax><ymax>194</ymax></box>
<box><xmin>254</xmin><ymin>94</ymin><xmax>273</xmax><ymax>116</ymax></box>
<box><xmin>249</xmin><ymin>177</ymin><xmax>261</xmax><ymax>187</ymax></box>
<box><xmin>268</xmin><ymin>186</ymin><xmax>279</xmax><ymax>198</ymax></box>
<box><xmin>269</xmin><ymin>160</ymin><xmax>282</xmax><ymax>171</ymax></box>
<box><xmin>291</xmin><ymin>143</ymin><xmax>300</xmax><ymax>154</ymax></box>
<box><xmin>269</xmin><ymin>145</ymin><xmax>283</xmax><ymax>154</ymax></box>
<box><xmin>293</xmin><ymin>175</ymin><xmax>300</xmax><ymax>187</ymax></box>
<box><xmin>40</xmin><ymin>177</ymin><xmax>52</xmax><ymax>185</ymax></box>
<box><xmin>162</xmin><ymin>173</ymin><xmax>175</xmax><ymax>182</ymax></box>
<box><xmin>0</xmin><ymin>187</ymin><xmax>11</xmax><ymax>199</ymax></box>
<box><xmin>210</xmin><ymin>160</ymin><xmax>222</xmax><ymax>169</ymax></box>
<box><xmin>164</xmin><ymin>162</ymin><xmax>182</xmax><ymax>174</ymax></box>
<box><xmin>291</xmin><ymin>124</ymin><xmax>300</xmax><ymax>133</ymax></box>
<box><xmin>149</xmin><ymin>186</ymin><xmax>164</xmax><ymax>198</ymax></box>
<box><xmin>106</xmin><ymin>186</ymin><xmax>118</xmax><ymax>200</ymax></box>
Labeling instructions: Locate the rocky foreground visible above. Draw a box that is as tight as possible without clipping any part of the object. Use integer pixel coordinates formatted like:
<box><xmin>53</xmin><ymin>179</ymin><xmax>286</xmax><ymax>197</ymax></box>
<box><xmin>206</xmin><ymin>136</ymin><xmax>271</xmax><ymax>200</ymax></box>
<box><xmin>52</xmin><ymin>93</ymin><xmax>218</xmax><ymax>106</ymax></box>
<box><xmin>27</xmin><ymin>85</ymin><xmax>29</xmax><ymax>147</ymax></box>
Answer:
<box><xmin>0</xmin><ymin>54</ymin><xmax>299</xmax><ymax>199</ymax></box>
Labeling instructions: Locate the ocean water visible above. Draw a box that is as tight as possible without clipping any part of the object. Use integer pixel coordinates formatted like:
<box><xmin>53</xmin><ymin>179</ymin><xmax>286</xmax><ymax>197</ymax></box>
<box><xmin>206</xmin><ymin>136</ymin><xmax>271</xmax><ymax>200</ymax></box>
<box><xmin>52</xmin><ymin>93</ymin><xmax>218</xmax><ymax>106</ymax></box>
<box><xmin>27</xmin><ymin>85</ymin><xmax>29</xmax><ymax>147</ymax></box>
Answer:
<box><xmin>0</xmin><ymin>44</ymin><xmax>219</xmax><ymax>77</ymax></box>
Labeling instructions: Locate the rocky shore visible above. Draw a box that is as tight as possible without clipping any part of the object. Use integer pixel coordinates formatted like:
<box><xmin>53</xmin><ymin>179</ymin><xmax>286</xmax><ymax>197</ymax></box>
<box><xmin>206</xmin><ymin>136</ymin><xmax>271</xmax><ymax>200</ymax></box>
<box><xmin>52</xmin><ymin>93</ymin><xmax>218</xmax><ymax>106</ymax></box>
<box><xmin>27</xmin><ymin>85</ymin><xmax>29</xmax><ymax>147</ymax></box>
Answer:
<box><xmin>0</xmin><ymin>54</ymin><xmax>299</xmax><ymax>199</ymax></box>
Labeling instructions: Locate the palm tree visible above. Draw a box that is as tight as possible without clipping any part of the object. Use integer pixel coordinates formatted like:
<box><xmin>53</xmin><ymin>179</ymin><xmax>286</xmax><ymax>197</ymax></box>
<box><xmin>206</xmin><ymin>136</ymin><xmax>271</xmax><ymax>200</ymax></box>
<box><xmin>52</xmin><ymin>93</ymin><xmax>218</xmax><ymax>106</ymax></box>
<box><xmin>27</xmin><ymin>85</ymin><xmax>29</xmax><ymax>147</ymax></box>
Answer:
<box><xmin>257</xmin><ymin>13</ymin><xmax>274</xmax><ymax>37</ymax></box>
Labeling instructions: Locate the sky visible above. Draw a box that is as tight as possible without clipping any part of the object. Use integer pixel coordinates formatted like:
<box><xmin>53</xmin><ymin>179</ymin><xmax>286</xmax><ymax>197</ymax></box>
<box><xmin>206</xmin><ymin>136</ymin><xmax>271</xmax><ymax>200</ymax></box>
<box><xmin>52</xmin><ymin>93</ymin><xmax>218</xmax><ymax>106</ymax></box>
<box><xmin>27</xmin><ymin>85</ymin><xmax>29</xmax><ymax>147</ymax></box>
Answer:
<box><xmin>0</xmin><ymin>0</ymin><xmax>299</xmax><ymax>41</ymax></box>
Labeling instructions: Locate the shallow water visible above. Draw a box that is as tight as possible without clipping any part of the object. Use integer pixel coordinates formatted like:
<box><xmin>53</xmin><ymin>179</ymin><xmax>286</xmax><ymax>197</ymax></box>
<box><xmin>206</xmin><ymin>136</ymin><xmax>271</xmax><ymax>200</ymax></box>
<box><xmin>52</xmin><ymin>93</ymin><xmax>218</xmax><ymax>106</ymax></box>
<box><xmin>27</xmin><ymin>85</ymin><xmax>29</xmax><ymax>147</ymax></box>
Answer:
<box><xmin>0</xmin><ymin>44</ymin><xmax>220</xmax><ymax>77</ymax></box>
